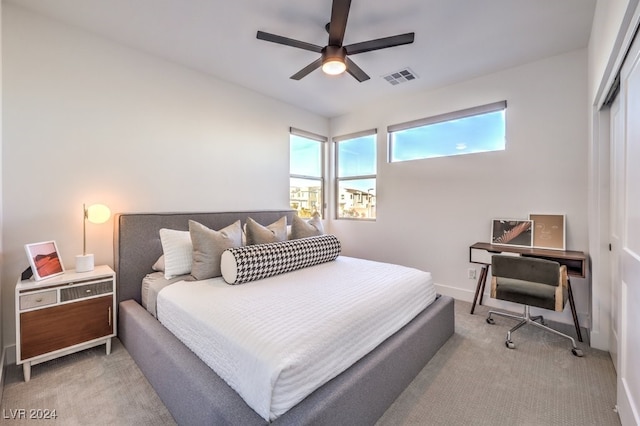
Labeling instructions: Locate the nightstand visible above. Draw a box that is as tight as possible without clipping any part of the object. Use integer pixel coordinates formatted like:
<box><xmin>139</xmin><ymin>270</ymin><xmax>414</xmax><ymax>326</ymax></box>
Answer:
<box><xmin>15</xmin><ymin>265</ymin><xmax>116</xmax><ymax>381</ymax></box>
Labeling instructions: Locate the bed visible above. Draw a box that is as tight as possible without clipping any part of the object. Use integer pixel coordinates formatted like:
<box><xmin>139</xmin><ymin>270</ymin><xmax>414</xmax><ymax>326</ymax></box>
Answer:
<box><xmin>114</xmin><ymin>210</ymin><xmax>455</xmax><ymax>425</ymax></box>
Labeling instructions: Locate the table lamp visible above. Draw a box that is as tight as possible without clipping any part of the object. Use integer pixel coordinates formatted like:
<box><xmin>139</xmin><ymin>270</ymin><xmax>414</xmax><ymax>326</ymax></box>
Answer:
<box><xmin>75</xmin><ymin>203</ymin><xmax>111</xmax><ymax>273</ymax></box>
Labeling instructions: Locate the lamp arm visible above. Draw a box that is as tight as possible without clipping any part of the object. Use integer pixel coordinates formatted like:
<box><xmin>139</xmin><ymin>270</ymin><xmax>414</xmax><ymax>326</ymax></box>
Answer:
<box><xmin>82</xmin><ymin>203</ymin><xmax>87</xmax><ymax>256</ymax></box>
<box><xmin>81</xmin><ymin>203</ymin><xmax>110</xmax><ymax>258</ymax></box>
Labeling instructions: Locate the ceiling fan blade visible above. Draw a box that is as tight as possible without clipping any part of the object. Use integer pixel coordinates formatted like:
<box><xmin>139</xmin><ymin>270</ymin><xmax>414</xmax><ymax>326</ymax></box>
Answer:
<box><xmin>345</xmin><ymin>57</ymin><xmax>370</xmax><ymax>82</ymax></box>
<box><xmin>344</xmin><ymin>32</ymin><xmax>415</xmax><ymax>55</ymax></box>
<box><xmin>257</xmin><ymin>31</ymin><xmax>323</xmax><ymax>53</ymax></box>
<box><xmin>328</xmin><ymin>0</ymin><xmax>351</xmax><ymax>46</ymax></box>
<box><xmin>291</xmin><ymin>58</ymin><xmax>323</xmax><ymax>80</ymax></box>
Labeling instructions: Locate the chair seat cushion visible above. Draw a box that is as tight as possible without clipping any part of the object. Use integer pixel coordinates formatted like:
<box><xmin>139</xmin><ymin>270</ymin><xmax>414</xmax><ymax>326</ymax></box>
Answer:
<box><xmin>495</xmin><ymin>277</ymin><xmax>566</xmax><ymax>311</ymax></box>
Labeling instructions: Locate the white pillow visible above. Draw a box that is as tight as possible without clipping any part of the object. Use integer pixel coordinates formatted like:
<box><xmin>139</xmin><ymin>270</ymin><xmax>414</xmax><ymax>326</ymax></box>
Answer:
<box><xmin>159</xmin><ymin>228</ymin><xmax>192</xmax><ymax>279</ymax></box>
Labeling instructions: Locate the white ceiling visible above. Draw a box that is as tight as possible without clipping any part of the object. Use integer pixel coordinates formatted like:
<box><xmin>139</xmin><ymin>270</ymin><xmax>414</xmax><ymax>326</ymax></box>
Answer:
<box><xmin>9</xmin><ymin>0</ymin><xmax>596</xmax><ymax>118</ymax></box>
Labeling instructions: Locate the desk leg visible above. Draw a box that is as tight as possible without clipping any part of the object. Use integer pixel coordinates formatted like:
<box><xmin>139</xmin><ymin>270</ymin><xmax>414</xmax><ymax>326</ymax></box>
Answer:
<box><xmin>478</xmin><ymin>266</ymin><xmax>488</xmax><ymax>306</ymax></box>
<box><xmin>567</xmin><ymin>278</ymin><xmax>583</xmax><ymax>342</ymax></box>
<box><xmin>470</xmin><ymin>265</ymin><xmax>489</xmax><ymax>315</ymax></box>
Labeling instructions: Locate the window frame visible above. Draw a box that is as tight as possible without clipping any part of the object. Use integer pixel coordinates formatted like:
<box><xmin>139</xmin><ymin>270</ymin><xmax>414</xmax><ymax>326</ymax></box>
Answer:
<box><xmin>334</xmin><ymin>129</ymin><xmax>377</xmax><ymax>221</ymax></box>
<box><xmin>289</xmin><ymin>127</ymin><xmax>327</xmax><ymax>218</ymax></box>
<box><xmin>387</xmin><ymin>100</ymin><xmax>507</xmax><ymax>162</ymax></box>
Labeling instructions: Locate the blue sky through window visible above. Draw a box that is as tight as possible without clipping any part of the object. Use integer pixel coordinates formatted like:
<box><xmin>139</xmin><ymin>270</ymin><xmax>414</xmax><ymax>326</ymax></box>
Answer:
<box><xmin>390</xmin><ymin>110</ymin><xmax>505</xmax><ymax>162</ymax></box>
<box><xmin>290</xmin><ymin>135</ymin><xmax>321</xmax><ymax>177</ymax></box>
<box><xmin>337</xmin><ymin>135</ymin><xmax>376</xmax><ymax>177</ymax></box>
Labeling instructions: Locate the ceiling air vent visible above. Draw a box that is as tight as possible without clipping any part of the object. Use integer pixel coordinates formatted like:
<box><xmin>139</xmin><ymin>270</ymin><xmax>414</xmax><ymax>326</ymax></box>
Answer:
<box><xmin>383</xmin><ymin>68</ymin><xmax>418</xmax><ymax>85</ymax></box>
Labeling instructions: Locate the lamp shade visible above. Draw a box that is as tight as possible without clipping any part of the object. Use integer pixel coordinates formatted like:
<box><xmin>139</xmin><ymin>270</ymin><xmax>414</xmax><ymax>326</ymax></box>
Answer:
<box><xmin>86</xmin><ymin>204</ymin><xmax>111</xmax><ymax>224</ymax></box>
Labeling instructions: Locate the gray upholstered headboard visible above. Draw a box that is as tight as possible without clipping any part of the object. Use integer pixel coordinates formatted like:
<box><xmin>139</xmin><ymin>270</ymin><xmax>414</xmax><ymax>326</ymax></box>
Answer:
<box><xmin>114</xmin><ymin>210</ymin><xmax>296</xmax><ymax>305</ymax></box>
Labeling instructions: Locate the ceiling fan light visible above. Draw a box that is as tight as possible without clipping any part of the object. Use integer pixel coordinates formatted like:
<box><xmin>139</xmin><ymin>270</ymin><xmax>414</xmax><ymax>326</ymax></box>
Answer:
<box><xmin>322</xmin><ymin>59</ymin><xmax>346</xmax><ymax>75</ymax></box>
<box><xmin>321</xmin><ymin>45</ymin><xmax>347</xmax><ymax>76</ymax></box>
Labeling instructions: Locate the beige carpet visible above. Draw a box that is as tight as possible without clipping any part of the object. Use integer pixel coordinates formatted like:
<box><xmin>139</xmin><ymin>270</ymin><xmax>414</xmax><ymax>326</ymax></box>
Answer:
<box><xmin>1</xmin><ymin>339</ymin><xmax>174</xmax><ymax>425</ymax></box>
<box><xmin>377</xmin><ymin>301</ymin><xmax>620</xmax><ymax>426</ymax></box>
<box><xmin>1</xmin><ymin>300</ymin><xmax>619</xmax><ymax>425</ymax></box>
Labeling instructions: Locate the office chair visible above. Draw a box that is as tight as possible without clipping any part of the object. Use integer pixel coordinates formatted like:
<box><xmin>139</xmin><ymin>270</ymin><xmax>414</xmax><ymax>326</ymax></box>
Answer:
<box><xmin>486</xmin><ymin>255</ymin><xmax>583</xmax><ymax>357</ymax></box>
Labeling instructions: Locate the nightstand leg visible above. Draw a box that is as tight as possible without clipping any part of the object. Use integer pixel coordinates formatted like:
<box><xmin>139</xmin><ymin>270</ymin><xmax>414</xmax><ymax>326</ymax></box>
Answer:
<box><xmin>23</xmin><ymin>362</ymin><xmax>31</xmax><ymax>382</ymax></box>
<box><xmin>106</xmin><ymin>338</ymin><xmax>112</xmax><ymax>355</ymax></box>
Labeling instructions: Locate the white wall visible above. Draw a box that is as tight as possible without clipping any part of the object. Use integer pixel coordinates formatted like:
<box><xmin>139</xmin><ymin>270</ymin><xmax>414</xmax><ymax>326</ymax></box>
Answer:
<box><xmin>1</xmin><ymin>4</ymin><xmax>327</xmax><ymax>349</ymax></box>
<box><xmin>588</xmin><ymin>1</ymin><xmax>640</xmax><ymax>423</ymax></box>
<box><xmin>329</xmin><ymin>49</ymin><xmax>589</xmax><ymax>326</ymax></box>
<box><xmin>588</xmin><ymin>0</ymin><xmax>633</xmax><ymax>101</ymax></box>
<box><xmin>1</xmin><ymin>2</ymin><xmax>593</xmax><ymax>353</ymax></box>
<box><xmin>587</xmin><ymin>0</ymin><xmax>633</xmax><ymax>352</ymax></box>
<box><xmin>0</xmin><ymin>0</ymin><xmax>5</xmax><ymax>399</ymax></box>
<box><xmin>587</xmin><ymin>0</ymin><xmax>639</xmax><ymax>353</ymax></box>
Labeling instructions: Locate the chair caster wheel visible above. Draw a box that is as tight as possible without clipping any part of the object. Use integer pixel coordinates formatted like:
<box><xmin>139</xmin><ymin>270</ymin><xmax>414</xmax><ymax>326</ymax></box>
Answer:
<box><xmin>506</xmin><ymin>340</ymin><xmax>515</xmax><ymax>349</ymax></box>
<box><xmin>572</xmin><ymin>348</ymin><xmax>584</xmax><ymax>357</ymax></box>
<box><xmin>486</xmin><ymin>318</ymin><xmax>495</xmax><ymax>325</ymax></box>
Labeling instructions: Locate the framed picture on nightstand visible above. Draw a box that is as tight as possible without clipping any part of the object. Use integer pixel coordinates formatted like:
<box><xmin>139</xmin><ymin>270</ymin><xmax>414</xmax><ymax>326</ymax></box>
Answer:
<box><xmin>25</xmin><ymin>241</ymin><xmax>65</xmax><ymax>281</ymax></box>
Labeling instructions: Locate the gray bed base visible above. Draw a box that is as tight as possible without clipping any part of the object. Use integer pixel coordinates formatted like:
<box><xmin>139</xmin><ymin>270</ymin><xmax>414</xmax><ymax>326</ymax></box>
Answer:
<box><xmin>114</xmin><ymin>210</ymin><xmax>455</xmax><ymax>425</ymax></box>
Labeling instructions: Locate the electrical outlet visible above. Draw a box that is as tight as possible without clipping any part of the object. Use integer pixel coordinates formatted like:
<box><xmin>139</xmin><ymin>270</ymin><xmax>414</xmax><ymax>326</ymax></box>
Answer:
<box><xmin>467</xmin><ymin>268</ymin><xmax>477</xmax><ymax>280</ymax></box>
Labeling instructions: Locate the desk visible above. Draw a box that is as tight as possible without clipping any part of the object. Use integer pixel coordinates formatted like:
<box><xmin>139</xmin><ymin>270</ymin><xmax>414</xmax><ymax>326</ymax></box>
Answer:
<box><xmin>469</xmin><ymin>242</ymin><xmax>587</xmax><ymax>342</ymax></box>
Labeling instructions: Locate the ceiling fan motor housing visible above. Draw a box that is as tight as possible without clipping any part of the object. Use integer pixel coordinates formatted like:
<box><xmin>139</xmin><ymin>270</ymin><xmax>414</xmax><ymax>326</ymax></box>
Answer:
<box><xmin>322</xmin><ymin>45</ymin><xmax>347</xmax><ymax>60</ymax></box>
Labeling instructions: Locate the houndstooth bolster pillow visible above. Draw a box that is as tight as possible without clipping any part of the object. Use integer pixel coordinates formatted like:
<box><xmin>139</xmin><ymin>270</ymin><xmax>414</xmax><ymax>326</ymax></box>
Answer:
<box><xmin>221</xmin><ymin>234</ymin><xmax>341</xmax><ymax>284</ymax></box>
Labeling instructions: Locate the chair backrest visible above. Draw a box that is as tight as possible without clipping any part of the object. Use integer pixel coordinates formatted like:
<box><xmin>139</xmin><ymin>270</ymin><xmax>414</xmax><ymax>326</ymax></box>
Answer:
<box><xmin>492</xmin><ymin>255</ymin><xmax>560</xmax><ymax>286</ymax></box>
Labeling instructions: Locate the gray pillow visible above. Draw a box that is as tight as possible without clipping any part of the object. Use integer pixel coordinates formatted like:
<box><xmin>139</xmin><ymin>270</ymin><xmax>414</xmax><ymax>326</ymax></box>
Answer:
<box><xmin>245</xmin><ymin>216</ymin><xmax>287</xmax><ymax>245</ymax></box>
<box><xmin>290</xmin><ymin>213</ymin><xmax>324</xmax><ymax>239</ymax></box>
<box><xmin>188</xmin><ymin>220</ymin><xmax>242</xmax><ymax>280</ymax></box>
<box><xmin>152</xmin><ymin>255</ymin><xmax>165</xmax><ymax>272</ymax></box>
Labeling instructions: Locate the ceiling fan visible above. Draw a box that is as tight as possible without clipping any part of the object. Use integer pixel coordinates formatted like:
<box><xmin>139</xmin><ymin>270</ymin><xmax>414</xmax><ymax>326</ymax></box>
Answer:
<box><xmin>256</xmin><ymin>0</ymin><xmax>415</xmax><ymax>82</ymax></box>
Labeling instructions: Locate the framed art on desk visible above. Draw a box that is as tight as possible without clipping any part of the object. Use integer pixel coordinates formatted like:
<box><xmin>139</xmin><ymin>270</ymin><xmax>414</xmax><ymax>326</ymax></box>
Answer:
<box><xmin>490</xmin><ymin>219</ymin><xmax>533</xmax><ymax>247</ymax></box>
<box><xmin>529</xmin><ymin>213</ymin><xmax>566</xmax><ymax>250</ymax></box>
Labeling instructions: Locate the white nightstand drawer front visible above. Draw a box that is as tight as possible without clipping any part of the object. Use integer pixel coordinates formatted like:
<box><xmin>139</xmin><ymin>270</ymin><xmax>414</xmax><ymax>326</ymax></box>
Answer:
<box><xmin>20</xmin><ymin>291</ymin><xmax>57</xmax><ymax>310</ymax></box>
<box><xmin>60</xmin><ymin>280</ymin><xmax>113</xmax><ymax>302</ymax></box>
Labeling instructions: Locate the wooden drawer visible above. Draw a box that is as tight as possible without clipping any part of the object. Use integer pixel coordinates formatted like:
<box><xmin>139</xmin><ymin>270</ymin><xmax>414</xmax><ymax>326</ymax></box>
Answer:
<box><xmin>19</xmin><ymin>290</ymin><xmax>57</xmax><ymax>310</ymax></box>
<box><xmin>60</xmin><ymin>280</ymin><xmax>113</xmax><ymax>302</ymax></box>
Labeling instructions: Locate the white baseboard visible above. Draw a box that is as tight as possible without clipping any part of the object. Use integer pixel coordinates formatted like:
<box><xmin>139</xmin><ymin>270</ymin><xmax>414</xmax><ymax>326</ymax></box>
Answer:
<box><xmin>589</xmin><ymin>330</ymin><xmax>610</xmax><ymax>351</ymax></box>
<box><xmin>618</xmin><ymin>377</ymin><xmax>640</xmax><ymax>426</ymax></box>
<box><xmin>435</xmin><ymin>282</ymin><xmax>591</xmax><ymax>329</ymax></box>
<box><xmin>5</xmin><ymin>344</ymin><xmax>16</xmax><ymax>365</ymax></box>
<box><xmin>0</xmin><ymin>345</ymin><xmax>6</xmax><ymax>402</ymax></box>
<box><xmin>434</xmin><ymin>283</ymin><xmax>474</xmax><ymax>302</ymax></box>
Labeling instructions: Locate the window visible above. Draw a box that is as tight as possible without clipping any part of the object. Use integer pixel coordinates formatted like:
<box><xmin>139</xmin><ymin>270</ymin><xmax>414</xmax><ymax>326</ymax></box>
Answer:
<box><xmin>290</xmin><ymin>128</ymin><xmax>326</xmax><ymax>218</ymax></box>
<box><xmin>335</xmin><ymin>130</ymin><xmax>376</xmax><ymax>219</ymax></box>
<box><xmin>388</xmin><ymin>101</ymin><xmax>506</xmax><ymax>162</ymax></box>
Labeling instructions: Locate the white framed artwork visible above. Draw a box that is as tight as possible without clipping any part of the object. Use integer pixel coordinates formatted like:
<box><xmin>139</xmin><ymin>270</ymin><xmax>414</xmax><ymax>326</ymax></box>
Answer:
<box><xmin>24</xmin><ymin>241</ymin><xmax>65</xmax><ymax>281</ymax></box>
<box><xmin>529</xmin><ymin>213</ymin><xmax>566</xmax><ymax>250</ymax></box>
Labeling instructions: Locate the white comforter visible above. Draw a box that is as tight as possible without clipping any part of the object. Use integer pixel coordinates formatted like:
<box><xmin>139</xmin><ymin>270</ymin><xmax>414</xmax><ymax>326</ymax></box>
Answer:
<box><xmin>157</xmin><ymin>256</ymin><xmax>436</xmax><ymax>421</ymax></box>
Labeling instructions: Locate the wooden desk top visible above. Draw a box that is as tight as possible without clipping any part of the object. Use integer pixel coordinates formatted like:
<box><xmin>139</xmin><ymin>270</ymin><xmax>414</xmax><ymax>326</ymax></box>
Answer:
<box><xmin>470</xmin><ymin>242</ymin><xmax>587</xmax><ymax>277</ymax></box>
<box><xmin>470</xmin><ymin>242</ymin><xmax>586</xmax><ymax>260</ymax></box>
